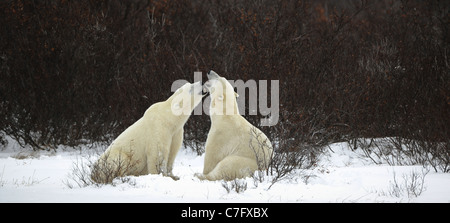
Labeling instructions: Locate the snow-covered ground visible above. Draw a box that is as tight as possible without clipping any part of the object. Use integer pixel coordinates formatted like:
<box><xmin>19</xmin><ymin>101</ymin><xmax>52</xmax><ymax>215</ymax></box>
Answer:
<box><xmin>1</xmin><ymin>137</ymin><xmax>449</xmax><ymax>203</ymax></box>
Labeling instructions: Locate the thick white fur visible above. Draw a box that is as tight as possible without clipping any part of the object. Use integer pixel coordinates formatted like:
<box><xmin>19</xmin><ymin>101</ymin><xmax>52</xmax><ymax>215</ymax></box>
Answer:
<box><xmin>94</xmin><ymin>82</ymin><xmax>204</xmax><ymax>181</ymax></box>
<box><xmin>198</xmin><ymin>71</ymin><xmax>273</xmax><ymax>181</ymax></box>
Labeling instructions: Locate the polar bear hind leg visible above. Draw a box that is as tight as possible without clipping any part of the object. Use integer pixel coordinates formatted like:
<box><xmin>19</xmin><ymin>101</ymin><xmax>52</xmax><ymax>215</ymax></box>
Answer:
<box><xmin>200</xmin><ymin>156</ymin><xmax>258</xmax><ymax>181</ymax></box>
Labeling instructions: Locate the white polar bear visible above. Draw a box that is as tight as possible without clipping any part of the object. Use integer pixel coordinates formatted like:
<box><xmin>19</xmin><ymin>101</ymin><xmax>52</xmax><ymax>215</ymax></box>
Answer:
<box><xmin>92</xmin><ymin>81</ymin><xmax>204</xmax><ymax>183</ymax></box>
<box><xmin>197</xmin><ymin>70</ymin><xmax>273</xmax><ymax>181</ymax></box>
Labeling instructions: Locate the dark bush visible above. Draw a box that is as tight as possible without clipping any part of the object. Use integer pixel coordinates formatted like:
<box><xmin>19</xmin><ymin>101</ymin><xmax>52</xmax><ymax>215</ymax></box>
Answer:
<box><xmin>1</xmin><ymin>0</ymin><xmax>448</xmax><ymax>170</ymax></box>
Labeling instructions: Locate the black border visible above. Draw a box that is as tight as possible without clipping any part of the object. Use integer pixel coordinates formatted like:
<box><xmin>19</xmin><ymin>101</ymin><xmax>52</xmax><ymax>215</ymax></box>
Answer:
<box><xmin>4</xmin><ymin>203</ymin><xmax>445</xmax><ymax>222</ymax></box>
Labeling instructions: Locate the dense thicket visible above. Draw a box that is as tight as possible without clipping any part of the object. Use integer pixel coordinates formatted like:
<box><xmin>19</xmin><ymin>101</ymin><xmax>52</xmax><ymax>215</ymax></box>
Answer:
<box><xmin>1</xmin><ymin>0</ymin><xmax>448</xmax><ymax>164</ymax></box>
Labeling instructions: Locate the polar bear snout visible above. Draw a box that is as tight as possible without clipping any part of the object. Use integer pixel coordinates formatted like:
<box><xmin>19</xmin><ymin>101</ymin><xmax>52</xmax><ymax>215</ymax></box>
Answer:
<box><xmin>207</xmin><ymin>70</ymin><xmax>220</xmax><ymax>80</ymax></box>
<box><xmin>205</xmin><ymin>70</ymin><xmax>223</xmax><ymax>95</ymax></box>
<box><xmin>190</xmin><ymin>81</ymin><xmax>204</xmax><ymax>96</ymax></box>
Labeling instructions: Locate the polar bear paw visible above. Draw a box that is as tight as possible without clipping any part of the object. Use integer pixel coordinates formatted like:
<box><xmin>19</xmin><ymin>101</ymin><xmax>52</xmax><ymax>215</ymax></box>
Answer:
<box><xmin>194</xmin><ymin>173</ymin><xmax>207</xmax><ymax>181</ymax></box>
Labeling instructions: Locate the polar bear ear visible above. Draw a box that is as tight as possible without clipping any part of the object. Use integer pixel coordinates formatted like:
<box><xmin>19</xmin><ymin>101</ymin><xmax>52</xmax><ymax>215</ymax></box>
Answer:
<box><xmin>235</xmin><ymin>92</ymin><xmax>239</xmax><ymax>98</ymax></box>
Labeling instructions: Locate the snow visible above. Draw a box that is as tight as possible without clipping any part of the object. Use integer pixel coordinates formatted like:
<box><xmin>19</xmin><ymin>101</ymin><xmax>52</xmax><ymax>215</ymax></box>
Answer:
<box><xmin>1</xmin><ymin>137</ymin><xmax>449</xmax><ymax>203</ymax></box>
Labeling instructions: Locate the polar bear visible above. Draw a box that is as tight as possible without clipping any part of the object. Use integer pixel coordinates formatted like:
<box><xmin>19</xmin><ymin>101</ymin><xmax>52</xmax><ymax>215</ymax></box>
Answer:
<box><xmin>92</xmin><ymin>81</ymin><xmax>205</xmax><ymax>183</ymax></box>
<box><xmin>197</xmin><ymin>70</ymin><xmax>273</xmax><ymax>181</ymax></box>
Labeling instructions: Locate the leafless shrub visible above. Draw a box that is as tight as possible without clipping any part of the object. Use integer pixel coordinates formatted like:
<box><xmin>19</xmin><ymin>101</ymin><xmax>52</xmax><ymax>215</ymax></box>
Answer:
<box><xmin>387</xmin><ymin>168</ymin><xmax>429</xmax><ymax>199</ymax></box>
<box><xmin>65</xmin><ymin>149</ymin><xmax>139</xmax><ymax>188</ymax></box>
<box><xmin>422</xmin><ymin>141</ymin><xmax>450</xmax><ymax>173</ymax></box>
<box><xmin>89</xmin><ymin>150</ymin><xmax>140</xmax><ymax>185</ymax></box>
<box><xmin>221</xmin><ymin>178</ymin><xmax>248</xmax><ymax>194</ymax></box>
<box><xmin>354</xmin><ymin>137</ymin><xmax>450</xmax><ymax>173</ymax></box>
<box><xmin>250</xmin><ymin>125</ymin><xmax>321</xmax><ymax>189</ymax></box>
<box><xmin>0</xmin><ymin>165</ymin><xmax>6</xmax><ymax>187</ymax></box>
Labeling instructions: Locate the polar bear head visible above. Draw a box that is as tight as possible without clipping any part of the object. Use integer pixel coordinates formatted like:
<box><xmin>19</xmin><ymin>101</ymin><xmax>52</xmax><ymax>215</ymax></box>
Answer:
<box><xmin>170</xmin><ymin>81</ymin><xmax>204</xmax><ymax>116</ymax></box>
<box><xmin>204</xmin><ymin>70</ymin><xmax>239</xmax><ymax>115</ymax></box>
